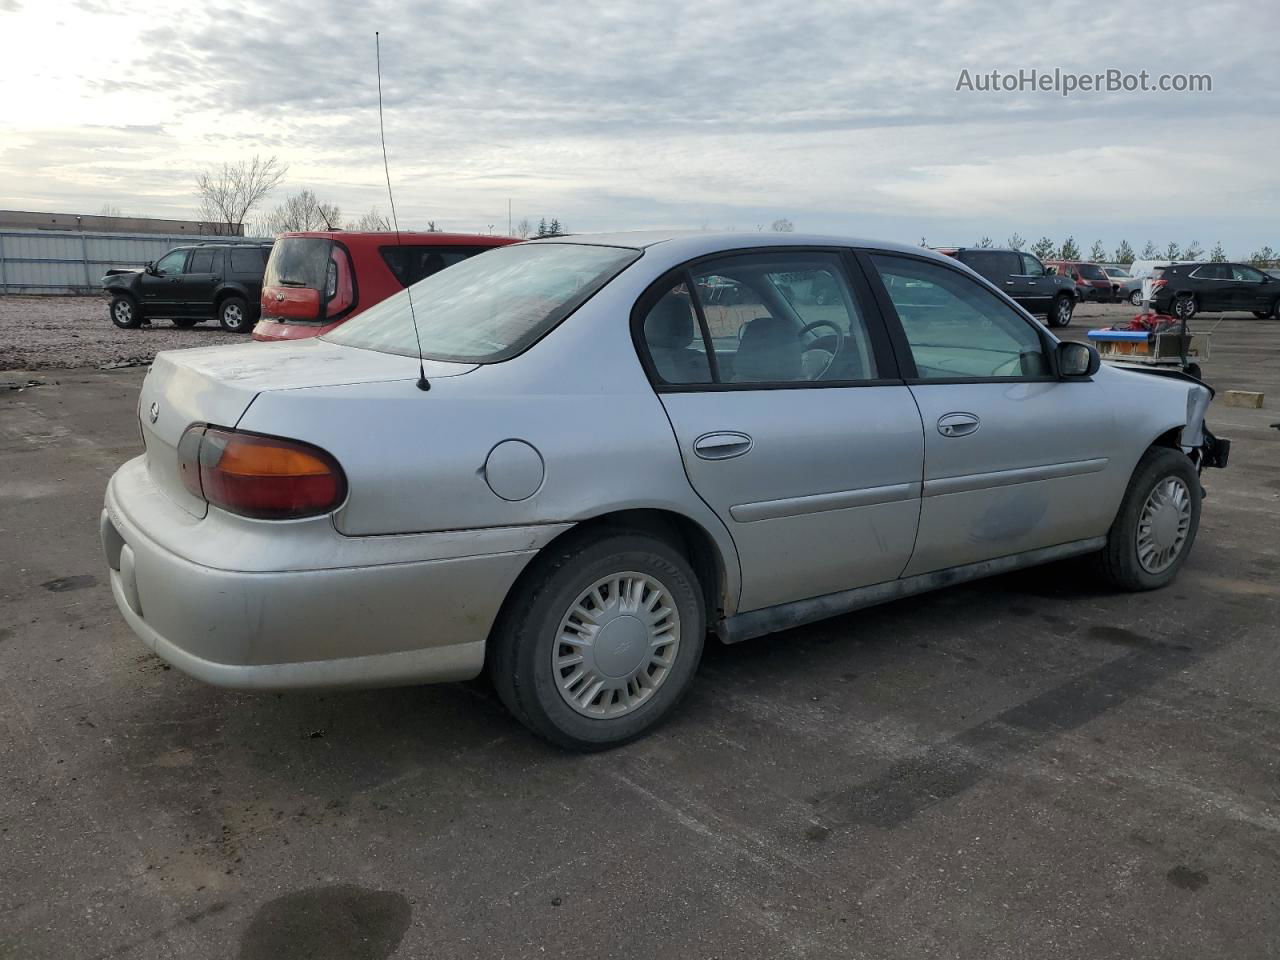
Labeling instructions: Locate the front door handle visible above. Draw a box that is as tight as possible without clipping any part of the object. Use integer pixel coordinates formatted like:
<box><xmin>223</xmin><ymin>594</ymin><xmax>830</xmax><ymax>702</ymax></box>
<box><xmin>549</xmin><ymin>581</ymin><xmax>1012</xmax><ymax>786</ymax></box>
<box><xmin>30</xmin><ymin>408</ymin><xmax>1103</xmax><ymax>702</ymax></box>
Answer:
<box><xmin>693</xmin><ymin>431</ymin><xmax>753</xmax><ymax>460</ymax></box>
<box><xmin>937</xmin><ymin>413</ymin><xmax>980</xmax><ymax>438</ymax></box>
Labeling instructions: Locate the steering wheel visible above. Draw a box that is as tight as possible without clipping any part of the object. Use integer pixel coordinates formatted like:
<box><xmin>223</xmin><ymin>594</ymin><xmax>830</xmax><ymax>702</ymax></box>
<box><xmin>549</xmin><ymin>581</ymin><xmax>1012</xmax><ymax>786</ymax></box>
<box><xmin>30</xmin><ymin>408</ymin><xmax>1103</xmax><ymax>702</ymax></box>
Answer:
<box><xmin>797</xmin><ymin>320</ymin><xmax>846</xmax><ymax>380</ymax></box>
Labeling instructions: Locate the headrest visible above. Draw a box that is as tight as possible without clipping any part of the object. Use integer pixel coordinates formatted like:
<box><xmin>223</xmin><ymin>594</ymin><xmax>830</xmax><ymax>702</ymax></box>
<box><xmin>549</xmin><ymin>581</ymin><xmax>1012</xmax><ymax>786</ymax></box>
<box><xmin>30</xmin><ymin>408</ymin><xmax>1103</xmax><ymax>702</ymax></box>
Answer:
<box><xmin>645</xmin><ymin>293</ymin><xmax>695</xmax><ymax>348</ymax></box>
<box><xmin>734</xmin><ymin>316</ymin><xmax>801</xmax><ymax>382</ymax></box>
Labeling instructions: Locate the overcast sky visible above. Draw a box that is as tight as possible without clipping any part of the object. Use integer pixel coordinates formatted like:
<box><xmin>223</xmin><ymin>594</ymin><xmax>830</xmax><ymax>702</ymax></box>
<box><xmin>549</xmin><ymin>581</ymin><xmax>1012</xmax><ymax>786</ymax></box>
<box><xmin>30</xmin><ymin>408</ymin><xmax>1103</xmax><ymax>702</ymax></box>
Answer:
<box><xmin>2</xmin><ymin>0</ymin><xmax>1277</xmax><ymax>254</ymax></box>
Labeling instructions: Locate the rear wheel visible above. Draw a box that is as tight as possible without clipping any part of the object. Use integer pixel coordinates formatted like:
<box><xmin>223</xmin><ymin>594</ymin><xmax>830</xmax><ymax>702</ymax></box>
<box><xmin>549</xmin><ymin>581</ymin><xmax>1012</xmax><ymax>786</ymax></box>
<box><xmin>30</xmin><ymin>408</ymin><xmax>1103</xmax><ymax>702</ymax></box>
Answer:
<box><xmin>1097</xmin><ymin>447</ymin><xmax>1200</xmax><ymax>591</ymax></box>
<box><xmin>1048</xmin><ymin>294</ymin><xmax>1074</xmax><ymax>327</ymax></box>
<box><xmin>1129</xmin><ymin>289</ymin><xmax>1144</xmax><ymax>307</ymax></box>
<box><xmin>1172</xmin><ymin>294</ymin><xmax>1197</xmax><ymax>321</ymax></box>
<box><xmin>171</xmin><ymin>317</ymin><xmax>200</xmax><ymax>328</ymax></box>
<box><xmin>218</xmin><ymin>296</ymin><xmax>252</xmax><ymax>333</ymax></box>
<box><xmin>1270</xmin><ymin>298</ymin><xmax>1280</xmax><ymax>320</ymax></box>
<box><xmin>109</xmin><ymin>295</ymin><xmax>142</xmax><ymax>329</ymax></box>
<box><xmin>489</xmin><ymin>531</ymin><xmax>705</xmax><ymax>750</ymax></box>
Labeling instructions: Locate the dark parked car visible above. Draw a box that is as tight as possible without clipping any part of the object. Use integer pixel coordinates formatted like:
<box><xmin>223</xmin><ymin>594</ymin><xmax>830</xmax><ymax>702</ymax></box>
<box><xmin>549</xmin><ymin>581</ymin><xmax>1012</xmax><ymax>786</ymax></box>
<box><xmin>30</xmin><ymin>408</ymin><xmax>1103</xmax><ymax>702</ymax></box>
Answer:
<box><xmin>936</xmin><ymin>247</ymin><xmax>1079</xmax><ymax>326</ymax></box>
<box><xmin>1044</xmin><ymin>260</ymin><xmax>1117</xmax><ymax>303</ymax></box>
<box><xmin>102</xmin><ymin>241</ymin><xmax>274</xmax><ymax>333</ymax></box>
<box><xmin>1152</xmin><ymin>262</ymin><xmax>1280</xmax><ymax>320</ymax></box>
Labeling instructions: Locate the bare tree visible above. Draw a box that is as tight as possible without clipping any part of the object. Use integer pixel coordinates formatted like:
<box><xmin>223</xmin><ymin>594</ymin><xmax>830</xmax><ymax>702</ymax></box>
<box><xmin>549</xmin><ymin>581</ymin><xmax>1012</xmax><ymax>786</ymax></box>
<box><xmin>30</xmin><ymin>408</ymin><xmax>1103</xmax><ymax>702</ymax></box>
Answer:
<box><xmin>771</xmin><ymin>218</ymin><xmax>794</xmax><ymax>233</ymax></box>
<box><xmin>425</xmin><ymin>220</ymin><xmax>442</xmax><ymax>233</ymax></box>
<box><xmin>195</xmin><ymin>155</ymin><xmax>288</xmax><ymax>236</ymax></box>
<box><xmin>349</xmin><ymin>207</ymin><xmax>392</xmax><ymax>231</ymax></box>
<box><xmin>257</xmin><ymin>189</ymin><xmax>341</xmax><ymax>236</ymax></box>
<box><xmin>97</xmin><ymin>203</ymin><xmax>124</xmax><ymax>231</ymax></box>
<box><xmin>513</xmin><ymin>217</ymin><xmax>531</xmax><ymax>239</ymax></box>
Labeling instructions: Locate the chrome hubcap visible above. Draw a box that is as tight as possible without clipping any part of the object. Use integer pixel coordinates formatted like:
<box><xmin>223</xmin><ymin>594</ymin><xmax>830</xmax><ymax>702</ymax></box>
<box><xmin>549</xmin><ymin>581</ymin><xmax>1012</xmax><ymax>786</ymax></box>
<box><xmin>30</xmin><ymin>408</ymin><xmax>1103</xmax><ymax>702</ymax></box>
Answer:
<box><xmin>114</xmin><ymin>302</ymin><xmax>130</xmax><ymax>321</ymax></box>
<box><xmin>1137</xmin><ymin>476</ymin><xmax>1192</xmax><ymax>573</ymax></box>
<box><xmin>552</xmin><ymin>572</ymin><xmax>680</xmax><ymax>718</ymax></box>
<box><xmin>225</xmin><ymin>304</ymin><xmax>242</xmax><ymax>323</ymax></box>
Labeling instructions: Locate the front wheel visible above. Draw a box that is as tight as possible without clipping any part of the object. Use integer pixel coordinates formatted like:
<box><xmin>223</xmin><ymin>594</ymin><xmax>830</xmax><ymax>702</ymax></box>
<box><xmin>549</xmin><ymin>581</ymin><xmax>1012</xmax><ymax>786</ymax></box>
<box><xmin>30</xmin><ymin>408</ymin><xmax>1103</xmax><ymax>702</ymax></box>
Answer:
<box><xmin>1048</xmin><ymin>294</ymin><xmax>1074</xmax><ymax>327</ymax></box>
<box><xmin>1129</xmin><ymin>289</ymin><xmax>1144</xmax><ymax>307</ymax></box>
<box><xmin>1097</xmin><ymin>447</ymin><xmax>1200</xmax><ymax>591</ymax></box>
<box><xmin>109</xmin><ymin>295</ymin><xmax>142</xmax><ymax>329</ymax></box>
<box><xmin>218</xmin><ymin>296</ymin><xmax>252</xmax><ymax>333</ymax></box>
<box><xmin>489</xmin><ymin>531</ymin><xmax>706</xmax><ymax>750</ymax></box>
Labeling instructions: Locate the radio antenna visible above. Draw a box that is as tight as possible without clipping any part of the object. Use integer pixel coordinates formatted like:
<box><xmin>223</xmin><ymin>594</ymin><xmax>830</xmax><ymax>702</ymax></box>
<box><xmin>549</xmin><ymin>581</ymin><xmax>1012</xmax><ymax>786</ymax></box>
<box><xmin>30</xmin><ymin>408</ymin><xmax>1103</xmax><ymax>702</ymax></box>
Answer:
<box><xmin>376</xmin><ymin>31</ymin><xmax>430</xmax><ymax>391</ymax></box>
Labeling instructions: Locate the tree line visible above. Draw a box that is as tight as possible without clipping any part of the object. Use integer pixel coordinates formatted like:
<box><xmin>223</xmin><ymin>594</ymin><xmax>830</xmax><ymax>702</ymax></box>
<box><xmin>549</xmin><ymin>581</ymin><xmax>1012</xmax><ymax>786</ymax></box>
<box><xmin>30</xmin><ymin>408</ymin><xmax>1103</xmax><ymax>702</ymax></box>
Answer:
<box><xmin>943</xmin><ymin>233</ymin><xmax>1276</xmax><ymax>267</ymax></box>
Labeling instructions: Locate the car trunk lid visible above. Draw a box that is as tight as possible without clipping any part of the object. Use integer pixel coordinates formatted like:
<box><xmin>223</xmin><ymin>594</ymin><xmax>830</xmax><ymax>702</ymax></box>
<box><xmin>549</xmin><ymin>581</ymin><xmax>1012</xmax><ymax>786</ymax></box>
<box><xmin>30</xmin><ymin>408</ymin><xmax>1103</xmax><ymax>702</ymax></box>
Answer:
<box><xmin>139</xmin><ymin>339</ymin><xmax>476</xmax><ymax>517</ymax></box>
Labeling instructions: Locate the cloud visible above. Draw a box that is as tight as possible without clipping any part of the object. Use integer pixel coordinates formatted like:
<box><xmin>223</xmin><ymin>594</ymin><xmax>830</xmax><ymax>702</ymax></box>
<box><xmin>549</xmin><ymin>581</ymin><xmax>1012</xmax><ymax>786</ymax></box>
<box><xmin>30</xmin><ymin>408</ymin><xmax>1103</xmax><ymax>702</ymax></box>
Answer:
<box><xmin>2</xmin><ymin>0</ymin><xmax>1279</xmax><ymax>252</ymax></box>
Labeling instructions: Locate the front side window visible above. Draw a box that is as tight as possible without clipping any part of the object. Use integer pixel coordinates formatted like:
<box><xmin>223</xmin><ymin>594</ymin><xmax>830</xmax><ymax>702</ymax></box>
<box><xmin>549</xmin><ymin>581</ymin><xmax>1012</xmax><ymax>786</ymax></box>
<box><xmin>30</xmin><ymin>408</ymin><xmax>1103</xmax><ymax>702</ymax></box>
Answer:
<box><xmin>324</xmin><ymin>242</ymin><xmax>639</xmax><ymax>362</ymax></box>
<box><xmin>1020</xmin><ymin>253</ymin><xmax>1044</xmax><ymax>276</ymax></box>
<box><xmin>638</xmin><ymin>252</ymin><xmax>879</xmax><ymax>386</ymax></box>
<box><xmin>870</xmin><ymin>254</ymin><xmax>1049</xmax><ymax>380</ymax></box>
<box><xmin>154</xmin><ymin>249</ymin><xmax>188</xmax><ymax>275</ymax></box>
<box><xmin>1232</xmin><ymin>265</ymin><xmax>1266</xmax><ymax>282</ymax></box>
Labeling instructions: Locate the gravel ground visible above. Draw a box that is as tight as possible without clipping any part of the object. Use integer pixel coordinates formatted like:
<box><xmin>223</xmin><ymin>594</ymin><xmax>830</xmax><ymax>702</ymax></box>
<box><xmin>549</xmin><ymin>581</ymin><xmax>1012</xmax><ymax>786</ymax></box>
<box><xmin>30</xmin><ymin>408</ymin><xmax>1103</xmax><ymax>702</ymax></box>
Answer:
<box><xmin>0</xmin><ymin>296</ymin><xmax>246</xmax><ymax>370</ymax></box>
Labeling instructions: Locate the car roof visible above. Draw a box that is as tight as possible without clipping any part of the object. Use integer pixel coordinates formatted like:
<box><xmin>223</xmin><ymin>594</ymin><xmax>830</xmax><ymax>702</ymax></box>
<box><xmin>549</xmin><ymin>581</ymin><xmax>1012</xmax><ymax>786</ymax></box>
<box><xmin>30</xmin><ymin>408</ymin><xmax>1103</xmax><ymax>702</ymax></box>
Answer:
<box><xmin>531</xmin><ymin>230</ymin><xmax>949</xmax><ymax>263</ymax></box>
<box><xmin>277</xmin><ymin>230</ymin><xmax>515</xmax><ymax>245</ymax></box>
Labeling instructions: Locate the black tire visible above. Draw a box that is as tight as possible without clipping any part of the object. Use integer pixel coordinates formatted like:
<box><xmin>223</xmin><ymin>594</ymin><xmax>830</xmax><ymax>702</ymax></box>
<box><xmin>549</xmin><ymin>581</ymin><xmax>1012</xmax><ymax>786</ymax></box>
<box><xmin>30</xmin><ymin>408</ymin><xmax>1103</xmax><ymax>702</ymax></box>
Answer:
<box><xmin>1270</xmin><ymin>298</ymin><xmax>1280</xmax><ymax>320</ymax></box>
<box><xmin>1129</xmin><ymin>289</ymin><xmax>1144</xmax><ymax>307</ymax></box>
<box><xmin>1172</xmin><ymin>294</ymin><xmax>1197</xmax><ymax>321</ymax></box>
<box><xmin>109</xmin><ymin>295</ymin><xmax>142</xmax><ymax>329</ymax></box>
<box><xmin>489</xmin><ymin>530</ymin><xmax>706</xmax><ymax>751</ymax></box>
<box><xmin>1048</xmin><ymin>294</ymin><xmax>1074</xmax><ymax>327</ymax></box>
<box><xmin>1097</xmin><ymin>447</ymin><xmax>1201</xmax><ymax>591</ymax></box>
<box><xmin>1252</xmin><ymin>311</ymin><xmax>1268</xmax><ymax>319</ymax></box>
<box><xmin>218</xmin><ymin>295</ymin><xmax>253</xmax><ymax>333</ymax></box>
<box><xmin>171</xmin><ymin>317</ymin><xmax>200</xmax><ymax>328</ymax></box>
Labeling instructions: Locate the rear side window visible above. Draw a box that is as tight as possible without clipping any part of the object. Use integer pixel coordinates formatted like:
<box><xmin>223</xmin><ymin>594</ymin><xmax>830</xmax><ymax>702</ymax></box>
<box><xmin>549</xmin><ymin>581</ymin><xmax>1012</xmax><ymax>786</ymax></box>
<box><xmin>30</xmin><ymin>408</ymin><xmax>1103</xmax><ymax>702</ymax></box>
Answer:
<box><xmin>959</xmin><ymin>250</ymin><xmax>1019</xmax><ymax>283</ymax></box>
<box><xmin>188</xmin><ymin>249</ymin><xmax>216</xmax><ymax>273</ymax></box>
<box><xmin>871</xmin><ymin>254</ymin><xmax>1048</xmax><ymax>380</ymax></box>
<box><xmin>639</xmin><ymin>284</ymin><xmax>713</xmax><ymax>384</ymax></box>
<box><xmin>1077</xmin><ymin>263</ymin><xmax>1107</xmax><ymax>280</ymax></box>
<box><xmin>380</xmin><ymin>245</ymin><xmax>492</xmax><ymax>288</ymax></box>
<box><xmin>231</xmin><ymin>248</ymin><xmax>268</xmax><ymax>273</ymax></box>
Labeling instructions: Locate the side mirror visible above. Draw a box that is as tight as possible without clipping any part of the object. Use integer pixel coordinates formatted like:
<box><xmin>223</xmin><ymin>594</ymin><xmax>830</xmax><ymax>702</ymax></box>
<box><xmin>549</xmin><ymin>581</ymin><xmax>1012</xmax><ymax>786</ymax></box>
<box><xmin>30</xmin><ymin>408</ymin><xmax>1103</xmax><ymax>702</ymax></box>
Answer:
<box><xmin>1042</xmin><ymin>267</ymin><xmax>1053</xmax><ymax>276</ymax></box>
<box><xmin>1058</xmin><ymin>341</ymin><xmax>1100</xmax><ymax>378</ymax></box>
<box><xmin>144</xmin><ymin>261</ymin><xmax>157</xmax><ymax>275</ymax></box>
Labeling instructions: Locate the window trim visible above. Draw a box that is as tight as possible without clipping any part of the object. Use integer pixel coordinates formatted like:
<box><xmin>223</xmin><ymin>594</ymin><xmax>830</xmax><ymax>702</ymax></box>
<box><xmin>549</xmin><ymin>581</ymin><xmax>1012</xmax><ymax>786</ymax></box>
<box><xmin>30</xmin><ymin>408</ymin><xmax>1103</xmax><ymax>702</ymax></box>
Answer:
<box><xmin>629</xmin><ymin>246</ymin><xmax>904</xmax><ymax>392</ymax></box>
<box><xmin>855</xmin><ymin>248</ymin><xmax>1063</xmax><ymax>385</ymax></box>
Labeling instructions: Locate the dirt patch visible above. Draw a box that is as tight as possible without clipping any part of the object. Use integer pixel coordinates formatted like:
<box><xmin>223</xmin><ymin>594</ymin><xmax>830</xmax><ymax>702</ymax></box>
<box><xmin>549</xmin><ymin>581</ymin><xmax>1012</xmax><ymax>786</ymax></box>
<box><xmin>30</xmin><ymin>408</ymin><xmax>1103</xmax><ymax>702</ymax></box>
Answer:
<box><xmin>0</xmin><ymin>295</ymin><xmax>244</xmax><ymax>370</ymax></box>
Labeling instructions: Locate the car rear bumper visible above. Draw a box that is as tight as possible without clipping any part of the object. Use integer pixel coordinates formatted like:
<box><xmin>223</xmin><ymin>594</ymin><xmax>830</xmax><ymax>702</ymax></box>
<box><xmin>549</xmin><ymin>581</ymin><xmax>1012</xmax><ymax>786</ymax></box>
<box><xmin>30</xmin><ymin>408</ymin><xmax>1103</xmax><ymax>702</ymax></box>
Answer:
<box><xmin>252</xmin><ymin>318</ymin><xmax>344</xmax><ymax>342</ymax></box>
<box><xmin>102</xmin><ymin>456</ymin><xmax>562</xmax><ymax>690</ymax></box>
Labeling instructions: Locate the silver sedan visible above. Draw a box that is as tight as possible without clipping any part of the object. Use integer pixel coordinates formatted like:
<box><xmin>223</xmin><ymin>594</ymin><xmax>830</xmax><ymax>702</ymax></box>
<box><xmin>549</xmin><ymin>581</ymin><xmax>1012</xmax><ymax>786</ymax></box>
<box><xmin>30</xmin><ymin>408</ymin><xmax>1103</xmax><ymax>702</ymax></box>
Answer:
<box><xmin>102</xmin><ymin>232</ymin><xmax>1229</xmax><ymax>749</ymax></box>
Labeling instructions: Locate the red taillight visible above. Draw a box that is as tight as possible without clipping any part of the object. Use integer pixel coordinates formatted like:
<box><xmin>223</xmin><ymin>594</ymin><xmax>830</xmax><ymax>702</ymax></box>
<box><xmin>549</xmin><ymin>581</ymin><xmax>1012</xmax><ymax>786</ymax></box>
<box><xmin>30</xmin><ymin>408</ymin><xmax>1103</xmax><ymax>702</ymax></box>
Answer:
<box><xmin>1151</xmin><ymin>278</ymin><xmax>1167</xmax><ymax>290</ymax></box>
<box><xmin>177</xmin><ymin>425</ymin><xmax>346</xmax><ymax>519</ymax></box>
<box><xmin>324</xmin><ymin>248</ymin><xmax>354</xmax><ymax>318</ymax></box>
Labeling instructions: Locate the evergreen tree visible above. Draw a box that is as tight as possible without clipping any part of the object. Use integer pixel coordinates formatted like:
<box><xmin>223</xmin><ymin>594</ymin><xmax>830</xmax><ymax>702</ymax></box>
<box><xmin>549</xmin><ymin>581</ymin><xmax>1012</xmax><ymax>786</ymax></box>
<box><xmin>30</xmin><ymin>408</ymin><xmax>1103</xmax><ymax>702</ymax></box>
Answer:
<box><xmin>1089</xmin><ymin>240</ymin><xmax>1107</xmax><ymax>262</ymax></box>
<box><xmin>1140</xmin><ymin>240</ymin><xmax>1159</xmax><ymax>259</ymax></box>
<box><xmin>1114</xmin><ymin>240</ymin><xmax>1135</xmax><ymax>264</ymax></box>
<box><xmin>536</xmin><ymin>217</ymin><xmax>548</xmax><ymax>238</ymax></box>
<box><xmin>1057</xmin><ymin>235</ymin><xmax>1081</xmax><ymax>260</ymax></box>
<box><xmin>1031</xmin><ymin>236</ymin><xmax>1055</xmax><ymax>259</ymax></box>
<box><xmin>1209</xmin><ymin>241</ymin><xmax>1227</xmax><ymax>263</ymax></box>
<box><xmin>1163</xmin><ymin>241</ymin><xmax>1181</xmax><ymax>260</ymax></box>
<box><xmin>1007</xmin><ymin>233</ymin><xmax>1024</xmax><ymax>251</ymax></box>
<box><xmin>1182</xmin><ymin>241</ymin><xmax>1203</xmax><ymax>260</ymax></box>
<box><xmin>1249</xmin><ymin>246</ymin><xmax>1277</xmax><ymax>266</ymax></box>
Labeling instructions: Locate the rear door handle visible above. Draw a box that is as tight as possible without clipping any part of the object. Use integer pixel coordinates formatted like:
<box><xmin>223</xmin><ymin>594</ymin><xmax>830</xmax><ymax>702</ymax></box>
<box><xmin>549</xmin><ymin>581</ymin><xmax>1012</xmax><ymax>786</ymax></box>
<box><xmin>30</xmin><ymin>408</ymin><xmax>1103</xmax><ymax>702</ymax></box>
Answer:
<box><xmin>694</xmin><ymin>431</ymin><xmax>753</xmax><ymax>460</ymax></box>
<box><xmin>937</xmin><ymin>413</ymin><xmax>980</xmax><ymax>438</ymax></box>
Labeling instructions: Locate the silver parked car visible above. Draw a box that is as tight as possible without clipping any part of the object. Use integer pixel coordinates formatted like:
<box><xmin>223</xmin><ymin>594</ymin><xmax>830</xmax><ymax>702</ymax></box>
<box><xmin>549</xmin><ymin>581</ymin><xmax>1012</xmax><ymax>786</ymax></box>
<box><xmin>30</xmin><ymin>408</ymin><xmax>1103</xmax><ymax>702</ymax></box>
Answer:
<box><xmin>102</xmin><ymin>232</ymin><xmax>1230</xmax><ymax>749</ymax></box>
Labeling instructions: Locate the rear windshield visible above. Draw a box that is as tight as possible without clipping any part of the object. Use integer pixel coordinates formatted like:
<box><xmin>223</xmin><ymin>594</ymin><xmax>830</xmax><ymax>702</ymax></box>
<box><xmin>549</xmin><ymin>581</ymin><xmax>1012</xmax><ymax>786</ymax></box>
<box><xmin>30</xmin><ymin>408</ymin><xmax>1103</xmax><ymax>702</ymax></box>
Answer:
<box><xmin>265</xmin><ymin>237</ymin><xmax>332</xmax><ymax>289</ymax></box>
<box><xmin>1077</xmin><ymin>263</ymin><xmax>1107</xmax><ymax>280</ymax></box>
<box><xmin>322</xmin><ymin>242</ymin><xmax>640</xmax><ymax>363</ymax></box>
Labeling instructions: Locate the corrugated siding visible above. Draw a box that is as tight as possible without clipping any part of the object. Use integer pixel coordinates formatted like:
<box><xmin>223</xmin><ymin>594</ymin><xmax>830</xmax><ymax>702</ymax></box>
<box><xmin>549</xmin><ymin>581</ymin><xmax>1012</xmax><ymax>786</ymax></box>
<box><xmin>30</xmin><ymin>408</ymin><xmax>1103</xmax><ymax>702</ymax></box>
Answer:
<box><xmin>0</xmin><ymin>230</ymin><xmax>262</xmax><ymax>295</ymax></box>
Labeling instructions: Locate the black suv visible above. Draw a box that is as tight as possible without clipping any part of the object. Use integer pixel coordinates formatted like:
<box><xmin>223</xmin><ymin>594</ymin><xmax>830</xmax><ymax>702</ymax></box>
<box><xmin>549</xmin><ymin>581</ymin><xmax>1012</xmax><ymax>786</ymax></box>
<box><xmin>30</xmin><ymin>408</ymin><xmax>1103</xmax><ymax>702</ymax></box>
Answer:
<box><xmin>938</xmin><ymin>247</ymin><xmax>1079</xmax><ymax>326</ymax></box>
<box><xmin>1152</xmin><ymin>262</ymin><xmax>1280</xmax><ymax>320</ymax></box>
<box><xmin>102</xmin><ymin>241</ymin><xmax>273</xmax><ymax>333</ymax></box>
